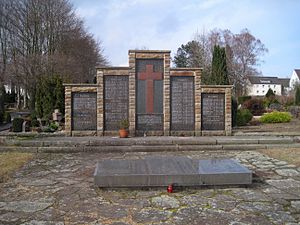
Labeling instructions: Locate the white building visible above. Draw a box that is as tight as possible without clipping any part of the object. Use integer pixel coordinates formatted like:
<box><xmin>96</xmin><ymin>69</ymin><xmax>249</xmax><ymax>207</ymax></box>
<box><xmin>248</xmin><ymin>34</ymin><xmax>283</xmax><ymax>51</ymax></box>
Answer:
<box><xmin>247</xmin><ymin>76</ymin><xmax>290</xmax><ymax>96</ymax></box>
<box><xmin>289</xmin><ymin>69</ymin><xmax>300</xmax><ymax>88</ymax></box>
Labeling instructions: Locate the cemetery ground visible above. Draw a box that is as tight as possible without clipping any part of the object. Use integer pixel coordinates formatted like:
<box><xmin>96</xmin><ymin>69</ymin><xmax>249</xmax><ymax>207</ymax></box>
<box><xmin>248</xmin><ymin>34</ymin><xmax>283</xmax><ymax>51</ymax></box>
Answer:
<box><xmin>1</xmin><ymin>117</ymin><xmax>300</xmax><ymax>225</ymax></box>
<box><xmin>0</xmin><ymin>146</ymin><xmax>300</xmax><ymax>225</ymax></box>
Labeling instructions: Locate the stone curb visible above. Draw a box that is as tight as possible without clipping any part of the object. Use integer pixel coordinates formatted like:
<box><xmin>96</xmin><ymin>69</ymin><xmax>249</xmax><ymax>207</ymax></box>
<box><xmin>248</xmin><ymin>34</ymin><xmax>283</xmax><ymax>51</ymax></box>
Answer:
<box><xmin>233</xmin><ymin>132</ymin><xmax>300</xmax><ymax>136</ymax></box>
<box><xmin>1</xmin><ymin>143</ymin><xmax>300</xmax><ymax>153</ymax></box>
<box><xmin>2</xmin><ymin>136</ymin><xmax>296</xmax><ymax>147</ymax></box>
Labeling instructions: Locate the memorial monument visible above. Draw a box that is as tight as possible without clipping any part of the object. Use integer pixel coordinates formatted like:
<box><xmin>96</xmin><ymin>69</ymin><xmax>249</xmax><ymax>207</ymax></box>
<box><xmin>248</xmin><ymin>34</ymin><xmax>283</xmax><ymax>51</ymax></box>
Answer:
<box><xmin>64</xmin><ymin>50</ymin><xmax>233</xmax><ymax>136</ymax></box>
<box><xmin>94</xmin><ymin>157</ymin><xmax>252</xmax><ymax>187</ymax></box>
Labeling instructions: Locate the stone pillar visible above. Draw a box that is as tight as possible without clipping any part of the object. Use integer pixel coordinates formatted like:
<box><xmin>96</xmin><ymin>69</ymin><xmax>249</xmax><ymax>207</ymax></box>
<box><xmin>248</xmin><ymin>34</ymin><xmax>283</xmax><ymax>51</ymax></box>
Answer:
<box><xmin>97</xmin><ymin>70</ymin><xmax>104</xmax><ymax>136</ymax></box>
<box><xmin>163</xmin><ymin>53</ymin><xmax>171</xmax><ymax>136</ymax></box>
<box><xmin>128</xmin><ymin>52</ymin><xmax>136</xmax><ymax>135</ymax></box>
<box><xmin>194</xmin><ymin>69</ymin><xmax>202</xmax><ymax>136</ymax></box>
<box><xmin>225</xmin><ymin>87</ymin><xmax>232</xmax><ymax>136</ymax></box>
<box><xmin>64</xmin><ymin>86</ymin><xmax>72</xmax><ymax>136</ymax></box>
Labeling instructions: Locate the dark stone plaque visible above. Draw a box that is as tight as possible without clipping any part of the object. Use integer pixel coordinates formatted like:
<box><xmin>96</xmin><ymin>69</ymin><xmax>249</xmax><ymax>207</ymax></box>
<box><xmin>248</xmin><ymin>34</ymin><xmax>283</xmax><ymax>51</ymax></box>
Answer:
<box><xmin>136</xmin><ymin>114</ymin><xmax>163</xmax><ymax>131</ymax></box>
<box><xmin>201</xmin><ymin>93</ymin><xmax>225</xmax><ymax>130</ymax></box>
<box><xmin>94</xmin><ymin>157</ymin><xmax>252</xmax><ymax>187</ymax></box>
<box><xmin>136</xmin><ymin>59</ymin><xmax>164</xmax><ymax>131</ymax></box>
<box><xmin>72</xmin><ymin>92</ymin><xmax>97</xmax><ymax>131</ymax></box>
<box><xmin>171</xmin><ymin>76</ymin><xmax>194</xmax><ymax>131</ymax></box>
<box><xmin>104</xmin><ymin>76</ymin><xmax>129</xmax><ymax>130</ymax></box>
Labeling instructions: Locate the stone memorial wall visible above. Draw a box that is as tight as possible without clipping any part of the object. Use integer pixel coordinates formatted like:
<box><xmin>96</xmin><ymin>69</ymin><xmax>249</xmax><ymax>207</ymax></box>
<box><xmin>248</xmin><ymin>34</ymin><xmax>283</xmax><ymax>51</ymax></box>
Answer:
<box><xmin>171</xmin><ymin>76</ymin><xmax>195</xmax><ymax>131</ymax></box>
<box><xmin>104</xmin><ymin>76</ymin><xmax>129</xmax><ymax>130</ymax></box>
<box><xmin>71</xmin><ymin>92</ymin><xmax>97</xmax><ymax>131</ymax></box>
<box><xmin>201</xmin><ymin>93</ymin><xmax>225</xmax><ymax>130</ymax></box>
<box><xmin>64</xmin><ymin>50</ymin><xmax>232</xmax><ymax>136</ymax></box>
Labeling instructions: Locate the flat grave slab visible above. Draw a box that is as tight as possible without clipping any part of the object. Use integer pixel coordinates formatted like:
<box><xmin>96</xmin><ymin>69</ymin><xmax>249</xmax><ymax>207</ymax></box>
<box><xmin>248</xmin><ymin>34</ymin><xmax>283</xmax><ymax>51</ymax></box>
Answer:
<box><xmin>198</xmin><ymin>159</ymin><xmax>252</xmax><ymax>185</ymax></box>
<box><xmin>94</xmin><ymin>156</ymin><xmax>252</xmax><ymax>187</ymax></box>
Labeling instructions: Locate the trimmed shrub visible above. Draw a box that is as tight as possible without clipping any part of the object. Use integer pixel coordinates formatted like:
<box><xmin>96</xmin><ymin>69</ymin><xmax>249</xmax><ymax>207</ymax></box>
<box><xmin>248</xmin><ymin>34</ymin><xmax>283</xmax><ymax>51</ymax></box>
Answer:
<box><xmin>237</xmin><ymin>109</ymin><xmax>253</xmax><ymax>126</ymax></box>
<box><xmin>31</xmin><ymin>119</ymin><xmax>40</xmax><ymax>127</ymax></box>
<box><xmin>238</xmin><ymin>96</ymin><xmax>251</xmax><ymax>105</ymax></box>
<box><xmin>4</xmin><ymin>89</ymin><xmax>16</xmax><ymax>104</ymax></box>
<box><xmin>260</xmin><ymin>111</ymin><xmax>292</xmax><ymax>123</ymax></box>
<box><xmin>4</xmin><ymin>112</ymin><xmax>11</xmax><ymax>123</ymax></box>
<box><xmin>12</xmin><ymin>118</ymin><xmax>24</xmax><ymax>132</ymax></box>
<box><xmin>265</xmin><ymin>88</ymin><xmax>275</xmax><ymax>98</ymax></box>
<box><xmin>243</xmin><ymin>98</ymin><xmax>265</xmax><ymax>116</ymax></box>
<box><xmin>232</xmin><ymin>97</ymin><xmax>238</xmax><ymax>127</ymax></box>
<box><xmin>49</xmin><ymin>122</ymin><xmax>59</xmax><ymax>131</ymax></box>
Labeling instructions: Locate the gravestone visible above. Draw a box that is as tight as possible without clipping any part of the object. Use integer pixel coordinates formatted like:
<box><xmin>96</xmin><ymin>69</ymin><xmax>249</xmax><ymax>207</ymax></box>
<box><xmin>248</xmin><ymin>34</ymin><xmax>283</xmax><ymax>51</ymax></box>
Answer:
<box><xmin>104</xmin><ymin>76</ymin><xmax>129</xmax><ymax>130</ymax></box>
<box><xmin>201</xmin><ymin>93</ymin><xmax>225</xmax><ymax>130</ymax></box>
<box><xmin>136</xmin><ymin>59</ymin><xmax>164</xmax><ymax>131</ymax></box>
<box><xmin>94</xmin><ymin>156</ymin><xmax>252</xmax><ymax>187</ymax></box>
<box><xmin>171</xmin><ymin>77</ymin><xmax>195</xmax><ymax>130</ymax></box>
<box><xmin>72</xmin><ymin>92</ymin><xmax>97</xmax><ymax>130</ymax></box>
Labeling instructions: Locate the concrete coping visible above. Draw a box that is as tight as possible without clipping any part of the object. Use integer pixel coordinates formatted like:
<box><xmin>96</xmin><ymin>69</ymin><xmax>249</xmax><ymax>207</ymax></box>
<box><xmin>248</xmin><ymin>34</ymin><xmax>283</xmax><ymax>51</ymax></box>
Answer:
<box><xmin>170</xmin><ymin>68</ymin><xmax>203</xmax><ymax>71</ymax></box>
<box><xmin>128</xmin><ymin>49</ymin><xmax>171</xmax><ymax>53</ymax></box>
<box><xmin>63</xmin><ymin>83</ymin><xmax>98</xmax><ymax>87</ymax></box>
<box><xmin>200</xmin><ymin>85</ymin><xmax>234</xmax><ymax>88</ymax></box>
<box><xmin>96</xmin><ymin>66</ymin><xmax>130</xmax><ymax>70</ymax></box>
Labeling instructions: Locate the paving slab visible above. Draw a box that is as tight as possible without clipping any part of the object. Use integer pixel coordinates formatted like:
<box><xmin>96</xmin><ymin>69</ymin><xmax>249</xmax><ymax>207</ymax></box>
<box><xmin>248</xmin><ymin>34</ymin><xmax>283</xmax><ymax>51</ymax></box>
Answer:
<box><xmin>1</xmin><ymin>150</ymin><xmax>300</xmax><ymax>224</ymax></box>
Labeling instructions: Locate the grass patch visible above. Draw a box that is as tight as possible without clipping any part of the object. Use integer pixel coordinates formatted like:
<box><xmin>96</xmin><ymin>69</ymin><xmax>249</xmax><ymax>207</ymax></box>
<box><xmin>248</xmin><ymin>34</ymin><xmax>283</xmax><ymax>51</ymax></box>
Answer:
<box><xmin>0</xmin><ymin>152</ymin><xmax>33</xmax><ymax>182</ymax></box>
<box><xmin>259</xmin><ymin>148</ymin><xmax>300</xmax><ymax>166</ymax></box>
<box><xmin>16</xmin><ymin>135</ymin><xmax>36</xmax><ymax>140</ymax></box>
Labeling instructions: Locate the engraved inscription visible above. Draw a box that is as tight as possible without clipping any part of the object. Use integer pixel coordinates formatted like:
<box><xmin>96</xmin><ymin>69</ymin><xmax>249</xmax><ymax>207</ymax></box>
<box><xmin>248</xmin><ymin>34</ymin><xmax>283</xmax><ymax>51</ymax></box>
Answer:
<box><xmin>171</xmin><ymin>77</ymin><xmax>195</xmax><ymax>131</ymax></box>
<box><xmin>201</xmin><ymin>93</ymin><xmax>225</xmax><ymax>130</ymax></box>
<box><xmin>104</xmin><ymin>76</ymin><xmax>129</xmax><ymax>130</ymax></box>
<box><xmin>72</xmin><ymin>92</ymin><xmax>97</xmax><ymax>131</ymax></box>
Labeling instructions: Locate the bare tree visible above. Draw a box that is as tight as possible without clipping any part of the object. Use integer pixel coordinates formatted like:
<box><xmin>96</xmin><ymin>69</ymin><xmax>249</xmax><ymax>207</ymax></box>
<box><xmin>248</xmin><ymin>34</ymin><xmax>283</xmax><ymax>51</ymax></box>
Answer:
<box><xmin>0</xmin><ymin>0</ymin><xmax>108</xmax><ymax>109</ymax></box>
<box><xmin>173</xmin><ymin>28</ymin><xmax>268</xmax><ymax>96</ymax></box>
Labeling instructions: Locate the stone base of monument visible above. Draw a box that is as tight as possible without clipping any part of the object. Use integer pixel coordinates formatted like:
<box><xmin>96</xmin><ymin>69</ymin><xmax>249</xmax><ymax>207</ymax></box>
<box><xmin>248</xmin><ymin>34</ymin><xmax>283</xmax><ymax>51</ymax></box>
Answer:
<box><xmin>94</xmin><ymin>157</ymin><xmax>252</xmax><ymax>187</ymax></box>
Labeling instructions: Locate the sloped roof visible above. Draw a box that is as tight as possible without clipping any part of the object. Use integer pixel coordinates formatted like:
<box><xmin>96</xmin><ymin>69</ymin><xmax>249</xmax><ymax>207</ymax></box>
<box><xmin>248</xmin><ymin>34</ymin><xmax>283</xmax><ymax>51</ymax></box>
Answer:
<box><xmin>278</xmin><ymin>78</ymin><xmax>290</xmax><ymax>87</ymax></box>
<box><xmin>248</xmin><ymin>76</ymin><xmax>279</xmax><ymax>84</ymax></box>
<box><xmin>295</xmin><ymin>69</ymin><xmax>300</xmax><ymax>79</ymax></box>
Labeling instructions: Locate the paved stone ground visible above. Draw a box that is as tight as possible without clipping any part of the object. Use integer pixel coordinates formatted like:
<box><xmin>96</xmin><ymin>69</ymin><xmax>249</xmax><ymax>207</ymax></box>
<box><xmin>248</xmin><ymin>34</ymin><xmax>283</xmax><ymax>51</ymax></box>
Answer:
<box><xmin>0</xmin><ymin>150</ymin><xmax>300</xmax><ymax>225</ymax></box>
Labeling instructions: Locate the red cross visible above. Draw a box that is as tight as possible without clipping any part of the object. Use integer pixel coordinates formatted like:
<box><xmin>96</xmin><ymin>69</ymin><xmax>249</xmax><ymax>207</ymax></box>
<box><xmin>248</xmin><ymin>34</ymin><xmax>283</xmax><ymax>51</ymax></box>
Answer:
<box><xmin>138</xmin><ymin>64</ymin><xmax>163</xmax><ymax>113</ymax></box>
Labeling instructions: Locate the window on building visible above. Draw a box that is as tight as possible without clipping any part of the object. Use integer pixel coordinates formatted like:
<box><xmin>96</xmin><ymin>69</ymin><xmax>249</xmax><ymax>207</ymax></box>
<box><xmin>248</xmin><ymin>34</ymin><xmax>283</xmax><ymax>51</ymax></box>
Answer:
<box><xmin>262</xmin><ymin>85</ymin><xmax>264</xmax><ymax>87</ymax></box>
<box><xmin>274</xmin><ymin>91</ymin><xmax>276</xmax><ymax>93</ymax></box>
<box><xmin>257</xmin><ymin>90</ymin><xmax>259</xmax><ymax>93</ymax></box>
<box><xmin>268</xmin><ymin>85</ymin><xmax>270</xmax><ymax>88</ymax></box>
<box><xmin>262</xmin><ymin>90</ymin><xmax>265</xmax><ymax>93</ymax></box>
<box><xmin>274</xmin><ymin>85</ymin><xmax>276</xmax><ymax>88</ymax></box>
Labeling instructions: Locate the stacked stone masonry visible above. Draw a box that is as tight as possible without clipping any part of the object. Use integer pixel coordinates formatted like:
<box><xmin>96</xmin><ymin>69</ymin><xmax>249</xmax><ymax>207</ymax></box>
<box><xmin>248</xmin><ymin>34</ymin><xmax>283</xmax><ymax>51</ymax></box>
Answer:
<box><xmin>64</xmin><ymin>50</ymin><xmax>232</xmax><ymax>136</ymax></box>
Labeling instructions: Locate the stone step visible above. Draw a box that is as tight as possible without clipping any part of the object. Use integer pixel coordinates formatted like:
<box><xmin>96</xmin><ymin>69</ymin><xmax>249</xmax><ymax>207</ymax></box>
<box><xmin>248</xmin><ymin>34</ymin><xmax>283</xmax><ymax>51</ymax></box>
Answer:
<box><xmin>0</xmin><ymin>136</ymin><xmax>296</xmax><ymax>147</ymax></box>
<box><xmin>1</xmin><ymin>143</ymin><xmax>300</xmax><ymax>153</ymax></box>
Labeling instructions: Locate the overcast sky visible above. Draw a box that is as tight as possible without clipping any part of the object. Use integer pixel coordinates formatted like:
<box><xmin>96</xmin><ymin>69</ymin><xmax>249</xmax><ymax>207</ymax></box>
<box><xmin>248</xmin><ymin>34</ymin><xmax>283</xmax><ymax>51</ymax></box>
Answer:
<box><xmin>71</xmin><ymin>0</ymin><xmax>300</xmax><ymax>78</ymax></box>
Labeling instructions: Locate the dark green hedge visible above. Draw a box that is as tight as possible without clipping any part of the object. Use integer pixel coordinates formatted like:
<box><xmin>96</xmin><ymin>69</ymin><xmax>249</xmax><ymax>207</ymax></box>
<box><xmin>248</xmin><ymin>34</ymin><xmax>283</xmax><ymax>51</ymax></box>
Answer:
<box><xmin>12</xmin><ymin>118</ymin><xmax>24</xmax><ymax>132</ymax></box>
<box><xmin>237</xmin><ymin>109</ymin><xmax>253</xmax><ymax>126</ymax></box>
